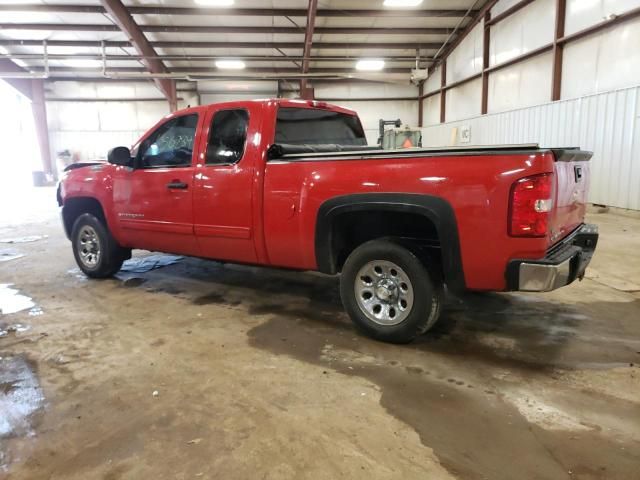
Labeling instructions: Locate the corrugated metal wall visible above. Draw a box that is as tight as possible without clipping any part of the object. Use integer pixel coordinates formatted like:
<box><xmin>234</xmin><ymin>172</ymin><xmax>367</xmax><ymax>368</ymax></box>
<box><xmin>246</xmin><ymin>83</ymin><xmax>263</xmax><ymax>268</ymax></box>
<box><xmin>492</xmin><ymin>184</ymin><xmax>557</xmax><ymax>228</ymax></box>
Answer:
<box><xmin>421</xmin><ymin>85</ymin><xmax>640</xmax><ymax>210</ymax></box>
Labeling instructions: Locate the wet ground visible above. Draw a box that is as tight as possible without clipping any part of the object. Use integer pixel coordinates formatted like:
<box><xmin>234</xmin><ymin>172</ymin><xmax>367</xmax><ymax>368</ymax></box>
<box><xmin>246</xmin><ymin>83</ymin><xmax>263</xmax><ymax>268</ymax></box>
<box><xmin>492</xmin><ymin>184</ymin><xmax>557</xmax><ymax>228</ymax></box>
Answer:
<box><xmin>0</xmin><ymin>189</ymin><xmax>639</xmax><ymax>479</ymax></box>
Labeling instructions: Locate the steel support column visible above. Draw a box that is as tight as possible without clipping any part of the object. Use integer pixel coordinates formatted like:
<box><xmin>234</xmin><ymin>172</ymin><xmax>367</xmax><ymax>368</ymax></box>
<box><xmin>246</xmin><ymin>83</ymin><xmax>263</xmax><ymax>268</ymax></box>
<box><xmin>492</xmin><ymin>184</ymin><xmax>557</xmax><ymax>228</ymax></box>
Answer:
<box><xmin>481</xmin><ymin>11</ymin><xmax>491</xmax><ymax>114</ymax></box>
<box><xmin>551</xmin><ymin>0</ymin><xmax>567</xmax><ymax>101</ymax></box>
<box><xmin>440</xmin><ymin>61</ymin><xmax>447</xmax><ymax>123</ymax></box>
<box><xmin>300</xmin><ymin>0</ymin><xmax>318</xmax><ymax>97</ymax></box>
<box><xmin>0</xmin><ymin>59</ymin><xmax>54</xmax><ymax>177</ymax></box>
<box><xmin>418</xmin><ymin>82</ymin><xmax>424</xmax><ymax>127</ymax></box>
<box><xmin>30</xmin><ymin>79</ymin><xmax>54</xmax><ymax>178</ymax></box>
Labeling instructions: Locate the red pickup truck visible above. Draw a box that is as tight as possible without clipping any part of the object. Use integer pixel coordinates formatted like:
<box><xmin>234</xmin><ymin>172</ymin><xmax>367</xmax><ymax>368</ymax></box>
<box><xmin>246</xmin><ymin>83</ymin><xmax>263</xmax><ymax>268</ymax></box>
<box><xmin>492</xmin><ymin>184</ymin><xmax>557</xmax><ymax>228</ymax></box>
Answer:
<box><xmin>57</xmin><ymin>99</ymin><xmax>598</xmax><ymax>343</ymax></box>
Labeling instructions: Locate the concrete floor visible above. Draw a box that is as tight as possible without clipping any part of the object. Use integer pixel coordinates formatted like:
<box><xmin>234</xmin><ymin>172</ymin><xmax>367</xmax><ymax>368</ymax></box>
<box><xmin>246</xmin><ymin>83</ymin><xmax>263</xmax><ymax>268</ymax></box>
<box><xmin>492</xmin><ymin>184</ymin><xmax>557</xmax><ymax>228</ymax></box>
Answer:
<box><xmin>1</xmin><ymin>188</ymin><xmax>639</xmax><ymax>480</ymax></box>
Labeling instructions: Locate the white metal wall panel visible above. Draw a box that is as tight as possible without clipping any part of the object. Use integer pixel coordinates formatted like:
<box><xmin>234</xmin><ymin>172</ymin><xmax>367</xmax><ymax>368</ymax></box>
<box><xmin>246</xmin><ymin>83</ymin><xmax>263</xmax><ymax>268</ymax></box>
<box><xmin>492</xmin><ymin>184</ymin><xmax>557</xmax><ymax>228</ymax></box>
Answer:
<box><xmin>49</xmin><ymin>129</ymin><xmax>144</xmax><ymax>164</ymax></box>
<box><xmin>565</xmin><ymin>0</ymin><xmax>640</xmax><ymax>35</ymax></box>
<box><xmin>315</xmin><ymin>82</ymin><xmax>418</xmax><ymax>99</ymax></box>
<box><xmin>445</xmin><ymin>78</ymin><xmax>482</xmax><ymax>122</ymax></box>
<box><xmin>47</xmin><ymin>81</ymin><xmax>163</xmax><ymax>100</ymax></box>
<box><xmin>489</xmin><ymin>0</ymin><xmax>556</xmax><ymax>66</ymax></box>
<box><xmin>423</xmin><ymin>94</ymin><xmax>441</xmax><ymax>126</ymax></box>
<box><xmin>425</xmin><ymin>64</ymin><xmax>442</xmax><ymax>94</ymax></box>
<box><xmin>420</xmin><ymin>85</ymin><xmax>640</xmax><ymax>210</ymax></box>
<box><xmin>47</xmin><ymin>99</ymin><xmax>170</xmax><ymax>163</ymax></box>
<box><xmin>446</xmin><ymin>20</ymin><xmax>484</xmax><ymax>84</ymax></box>
<box><xmin>330</xmin><ymin>99</ymin><xmax>419</xmax><ymax>145</ymax></box>
<box><xmin>491</xmin><ymin>0</ymin><xmax>523</xmax><ymax>17</ymax></box>
<box><xmin>562</xmin><ymin>16</ymin><xmax>640</xmax><ymax>98</ymax></box>
<box><xmin>313</xmin><ymin>82</ymin><xmax>419</xmax><ymax>145</ymax></box>
<box><xmin>488</xmin><ymin>51</ymin><xmax>553</xmax><ymax>112</ymax></box>
<box><xmin>424</xmin><ymin>65</ymin><xmax>442</xmax><ymax>93</ymax></box>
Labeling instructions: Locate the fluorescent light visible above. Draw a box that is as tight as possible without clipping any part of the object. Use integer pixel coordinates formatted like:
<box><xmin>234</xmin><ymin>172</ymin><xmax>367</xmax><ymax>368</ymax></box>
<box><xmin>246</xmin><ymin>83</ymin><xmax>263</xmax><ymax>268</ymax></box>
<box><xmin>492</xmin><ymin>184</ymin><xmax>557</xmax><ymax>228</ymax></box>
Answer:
<box><xmin>383</xmin><ymin>0</ymin><xmax>423</xmax><ymax>6</ymax></box>
<box><xmin>195</xmin><ymin>0</ymin><xmax>234</xmax><ymax>6</ymax></box>
<box><xmin>216</xmin><ymin>59</ymin><xmax>246</xmax><ymax>70</ymax></box>
<box><xmin>355</xmin><ymin>59</ymin><xmax>385</xmax><ymax>71</ymax></box>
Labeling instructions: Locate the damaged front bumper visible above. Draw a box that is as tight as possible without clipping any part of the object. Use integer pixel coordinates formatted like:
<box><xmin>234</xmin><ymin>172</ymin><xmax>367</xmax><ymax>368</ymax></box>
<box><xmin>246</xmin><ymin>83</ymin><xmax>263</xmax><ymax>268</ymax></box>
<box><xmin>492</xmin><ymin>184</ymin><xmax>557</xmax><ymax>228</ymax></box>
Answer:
<box><xmin>506</xmin><ymin>223</ymin><xmax>599</xmax><ymax>292</ymax></box>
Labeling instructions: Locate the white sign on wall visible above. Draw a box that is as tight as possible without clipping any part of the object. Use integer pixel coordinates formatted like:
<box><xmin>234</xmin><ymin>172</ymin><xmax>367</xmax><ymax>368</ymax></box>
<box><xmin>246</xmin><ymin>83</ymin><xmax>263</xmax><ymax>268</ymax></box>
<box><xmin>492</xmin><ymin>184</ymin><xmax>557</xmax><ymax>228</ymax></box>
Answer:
<box><xmin>460</xmin><ymin>125</ymin><xmax>471</xmax><ymax>143</ymax></box>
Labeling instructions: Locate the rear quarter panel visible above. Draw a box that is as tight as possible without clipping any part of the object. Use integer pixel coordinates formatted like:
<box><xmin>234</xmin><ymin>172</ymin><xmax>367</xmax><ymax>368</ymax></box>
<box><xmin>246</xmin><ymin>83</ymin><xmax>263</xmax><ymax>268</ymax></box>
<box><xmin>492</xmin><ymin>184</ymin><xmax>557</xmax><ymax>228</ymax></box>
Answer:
<box><xmin>263</xmin><ymin>151</ymin><xmax>557</xmax><ymax>291</ymax></box>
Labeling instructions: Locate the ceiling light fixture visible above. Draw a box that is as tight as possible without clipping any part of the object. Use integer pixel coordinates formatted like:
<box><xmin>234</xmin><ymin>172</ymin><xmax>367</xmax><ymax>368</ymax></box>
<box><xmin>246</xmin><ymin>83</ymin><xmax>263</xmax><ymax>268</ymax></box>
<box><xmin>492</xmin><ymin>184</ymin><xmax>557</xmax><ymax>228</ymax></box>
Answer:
<box><xmin>216</xmin><ymin>59</ymin><xmax>246</xmax><ymax>70</ymax></box>
<box><xmin>195</xmin><ymin>0</ymin><xmax>235</xmax><ymax>6</ymax></box>
<box><xmin>355</xmin><ymin>59</ymin><xmax>385</xmax><ymax>71</ymax></box>
<box><xmin>383</xmin><ymin>0</ymin><xmax>423</xmax><ymax>6</ymax></box>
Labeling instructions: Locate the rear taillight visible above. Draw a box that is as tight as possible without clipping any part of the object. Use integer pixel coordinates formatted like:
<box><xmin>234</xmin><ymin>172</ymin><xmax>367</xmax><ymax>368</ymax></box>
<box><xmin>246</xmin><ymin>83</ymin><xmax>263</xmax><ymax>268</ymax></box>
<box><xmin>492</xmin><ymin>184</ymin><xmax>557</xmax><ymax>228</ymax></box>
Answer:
<box><xmin>509</xmin><ymin>173</ymin><xmax>554</xmax><ymax>237</ymax></box>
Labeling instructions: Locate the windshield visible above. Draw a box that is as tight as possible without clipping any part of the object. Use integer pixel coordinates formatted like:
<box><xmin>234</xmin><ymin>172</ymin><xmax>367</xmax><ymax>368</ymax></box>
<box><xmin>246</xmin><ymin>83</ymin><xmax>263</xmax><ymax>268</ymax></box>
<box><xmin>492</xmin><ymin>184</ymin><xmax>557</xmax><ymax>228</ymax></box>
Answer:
<box><xmin>275</xmin><ymin>107</ymin><xmax>367</xmax><ymax>146</ymax></box>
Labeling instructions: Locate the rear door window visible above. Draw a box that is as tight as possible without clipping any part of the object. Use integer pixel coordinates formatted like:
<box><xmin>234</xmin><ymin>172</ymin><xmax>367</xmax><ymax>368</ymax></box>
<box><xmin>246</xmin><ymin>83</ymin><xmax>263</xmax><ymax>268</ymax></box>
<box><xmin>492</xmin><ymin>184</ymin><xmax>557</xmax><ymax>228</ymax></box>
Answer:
<box><xmin>206</xmin><ymin>109</ymin><xmax>249</xmax><ymax>165</ymax></box>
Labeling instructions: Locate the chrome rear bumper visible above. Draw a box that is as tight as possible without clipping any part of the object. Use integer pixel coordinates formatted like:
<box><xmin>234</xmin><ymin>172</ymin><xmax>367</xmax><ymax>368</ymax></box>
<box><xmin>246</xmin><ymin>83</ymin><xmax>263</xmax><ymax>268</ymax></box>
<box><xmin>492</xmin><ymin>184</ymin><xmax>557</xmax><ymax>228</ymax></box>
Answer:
<box><xmin>506</xmin><ymin>224</ymin><xmax>599</xmax><ymax>292</ymax></box>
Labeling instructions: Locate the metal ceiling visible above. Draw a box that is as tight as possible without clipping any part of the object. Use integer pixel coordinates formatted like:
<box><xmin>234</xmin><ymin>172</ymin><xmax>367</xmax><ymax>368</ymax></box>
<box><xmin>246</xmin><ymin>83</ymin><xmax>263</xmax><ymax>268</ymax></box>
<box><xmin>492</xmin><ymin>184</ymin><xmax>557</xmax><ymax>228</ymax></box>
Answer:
<box><xmin>0</xmin><ymin>0</ymin><xmax>488</xmax><ymax>104</ymax></box>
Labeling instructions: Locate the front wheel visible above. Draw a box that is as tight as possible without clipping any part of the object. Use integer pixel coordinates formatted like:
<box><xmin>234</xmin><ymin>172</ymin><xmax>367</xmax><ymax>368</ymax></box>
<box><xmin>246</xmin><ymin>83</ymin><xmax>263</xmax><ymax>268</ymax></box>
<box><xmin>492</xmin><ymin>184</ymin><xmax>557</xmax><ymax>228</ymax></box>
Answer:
<box><xmin>71</xmin><ymin>213</ymin><xmax>127</xmax><ymax>278</ymax></box>
<box><xmin>340</xmin><ymin>240</ymin><xmax>443</xmax><ymax>343</ymax></box>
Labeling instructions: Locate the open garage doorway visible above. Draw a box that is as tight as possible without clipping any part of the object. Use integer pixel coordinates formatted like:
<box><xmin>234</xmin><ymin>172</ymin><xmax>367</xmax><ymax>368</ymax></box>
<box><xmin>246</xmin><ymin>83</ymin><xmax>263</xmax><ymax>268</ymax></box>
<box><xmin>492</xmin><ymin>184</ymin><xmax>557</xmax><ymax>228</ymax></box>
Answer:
<box><xmin>0</xmin><ymin>80</ymin><xmax>55</xmax><ymax>226</ymax></box>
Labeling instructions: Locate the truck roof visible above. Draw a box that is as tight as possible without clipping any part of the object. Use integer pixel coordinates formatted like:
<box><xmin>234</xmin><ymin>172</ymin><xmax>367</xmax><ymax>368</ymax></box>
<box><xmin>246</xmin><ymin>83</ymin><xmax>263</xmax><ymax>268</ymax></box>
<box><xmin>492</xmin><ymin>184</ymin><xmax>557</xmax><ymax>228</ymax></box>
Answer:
<box><xmin>168</xmin><ymin>98</ymin><xmax>358</xmax><ymax>119</ymax></box>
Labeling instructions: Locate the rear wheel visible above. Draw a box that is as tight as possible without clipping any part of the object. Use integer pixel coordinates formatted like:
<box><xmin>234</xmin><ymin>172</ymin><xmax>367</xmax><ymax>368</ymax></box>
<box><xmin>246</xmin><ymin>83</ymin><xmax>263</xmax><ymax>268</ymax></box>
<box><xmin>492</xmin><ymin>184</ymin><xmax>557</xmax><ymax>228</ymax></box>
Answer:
<box><xmin>340</xmin><ymin>240</ymin><xmax>443</xmax><ymax>343</ymax></box>
<box><xmin>71</xmin><ymin>213</ymin><xmax>128</xmax><ymax>278</ymax></box>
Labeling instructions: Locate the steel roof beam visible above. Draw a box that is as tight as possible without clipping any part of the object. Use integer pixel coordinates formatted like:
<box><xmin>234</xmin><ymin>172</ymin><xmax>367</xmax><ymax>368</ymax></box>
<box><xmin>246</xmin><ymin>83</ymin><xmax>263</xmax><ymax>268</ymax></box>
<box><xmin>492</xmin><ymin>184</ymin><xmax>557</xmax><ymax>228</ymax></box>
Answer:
<box><xmin>0</xmin><ymin>23</ymin><xmax>456</xmax><ymax>35</ymax></box>
<box><xmin>99</xmin><ymin>0</ymin><xmax>176</xmax><ymax>110</ymax></box>
<box><xmin>0</xmin><ymin>39</ymin><xmax>444</xmax><ymax>50</ymax></box>
<box><xmin>0</xmin><ymin>4</ymin><xmax>478</xmax><ymax>17</ymax></box>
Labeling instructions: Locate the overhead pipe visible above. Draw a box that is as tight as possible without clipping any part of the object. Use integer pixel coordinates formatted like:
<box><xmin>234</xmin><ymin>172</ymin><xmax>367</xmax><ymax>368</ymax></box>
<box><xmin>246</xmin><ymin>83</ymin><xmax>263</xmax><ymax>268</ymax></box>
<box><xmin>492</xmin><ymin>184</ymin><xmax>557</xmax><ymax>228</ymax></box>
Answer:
<box><xmin>433</xmin><ymin>0</ymin><xmax>481</xmax><ymax>61</ymax></box>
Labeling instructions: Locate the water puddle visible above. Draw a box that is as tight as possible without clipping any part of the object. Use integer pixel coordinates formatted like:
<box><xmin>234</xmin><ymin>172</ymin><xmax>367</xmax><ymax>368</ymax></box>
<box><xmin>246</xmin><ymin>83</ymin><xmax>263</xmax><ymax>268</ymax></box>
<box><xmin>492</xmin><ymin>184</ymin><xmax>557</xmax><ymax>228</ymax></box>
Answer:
<box><xmin>0</xmin><ymin>250</ymin><xmax>24</xmax><ymax>263</ymax></box>
<box><xmin>0</xmin><ymin>324</ymin><xmax>30</xmax><ymax>338</ymax></box>
<box><xmin>67</xmin><ymin>267</ymin><xmax>88</xmax><ymax>282</ymax></box>
<box><xmin>0</xmin><ymin>235</ymin><xmax>48</xmax><ymax>244</ymax></box>
<box><xmin>28</xmin><ymin>307</ymin><xmax>43</xmax><ymax>317</ymax></box>
<box><xmin>0</xmin><ymin>355</ymin><xmax>45</xmax><ymax>472</ymax></box>
<box><xmin>248</xmin><ymin>314</ymin><xmax>640</xmax><ymax>480</ymax></box>
<box><xmin>0</xmin><ymin>285</ymin><xmax>35</xmax><ymax>315</ymax></box>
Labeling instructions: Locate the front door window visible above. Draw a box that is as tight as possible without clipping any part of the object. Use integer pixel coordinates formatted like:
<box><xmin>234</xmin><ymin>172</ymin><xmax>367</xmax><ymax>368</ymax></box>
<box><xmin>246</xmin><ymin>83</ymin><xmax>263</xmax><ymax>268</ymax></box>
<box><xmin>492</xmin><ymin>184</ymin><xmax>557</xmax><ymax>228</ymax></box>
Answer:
<box><xmin>139</xmin><ymin>114</ymin><xmax>199</xmax><ymax>168</ymax></box>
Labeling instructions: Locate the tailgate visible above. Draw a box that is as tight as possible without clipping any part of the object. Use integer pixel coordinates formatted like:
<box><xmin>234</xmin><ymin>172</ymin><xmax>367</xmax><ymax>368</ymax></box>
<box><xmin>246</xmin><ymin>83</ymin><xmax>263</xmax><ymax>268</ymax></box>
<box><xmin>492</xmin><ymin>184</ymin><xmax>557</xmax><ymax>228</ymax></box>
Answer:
<box><xmin>548</xmin><ymin>149</ymin><xmax>592</xmax><ymax>245</ymax></box>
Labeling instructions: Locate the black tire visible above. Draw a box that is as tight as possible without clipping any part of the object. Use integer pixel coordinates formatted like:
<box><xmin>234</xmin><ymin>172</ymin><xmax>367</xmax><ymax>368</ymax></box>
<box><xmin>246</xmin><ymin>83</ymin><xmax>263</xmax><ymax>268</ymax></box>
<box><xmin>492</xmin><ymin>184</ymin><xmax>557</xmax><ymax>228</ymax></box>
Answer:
<box><xmin>340</xmin><ymin>239</ymin><xmax>443</xmax><ymax>344</ymax></box>
<box><xmin>71</xmin><ymin>213</ymin><xmax>127</xmax><ymax>278</ymax></box>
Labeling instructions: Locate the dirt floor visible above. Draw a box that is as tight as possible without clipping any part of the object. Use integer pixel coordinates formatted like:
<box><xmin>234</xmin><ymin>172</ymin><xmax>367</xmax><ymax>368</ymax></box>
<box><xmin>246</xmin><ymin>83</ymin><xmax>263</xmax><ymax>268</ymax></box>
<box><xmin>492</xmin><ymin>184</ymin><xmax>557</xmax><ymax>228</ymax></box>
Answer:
<box><xmin>1</xmin><ymin>188</ymin><xmax>639</xmax><ymax>480</ymax></box>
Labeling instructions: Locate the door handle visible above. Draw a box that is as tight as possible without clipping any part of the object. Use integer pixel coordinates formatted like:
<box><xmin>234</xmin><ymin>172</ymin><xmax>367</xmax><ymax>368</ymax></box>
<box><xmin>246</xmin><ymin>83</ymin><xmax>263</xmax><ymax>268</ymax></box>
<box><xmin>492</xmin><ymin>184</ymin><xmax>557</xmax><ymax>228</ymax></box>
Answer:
<box><xmin>167</xmin><ymin>181</ymin><xmax>188</xmax><ymax>190</ymax></box>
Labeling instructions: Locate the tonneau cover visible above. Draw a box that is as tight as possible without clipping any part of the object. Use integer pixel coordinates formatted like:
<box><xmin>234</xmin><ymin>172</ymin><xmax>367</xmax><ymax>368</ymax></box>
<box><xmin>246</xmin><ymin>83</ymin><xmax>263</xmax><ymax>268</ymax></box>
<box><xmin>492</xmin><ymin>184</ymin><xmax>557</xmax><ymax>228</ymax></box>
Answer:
<box><xmin>268</xmin><ymin>143</ymin><xmax>542</xmax><ymax>160</ymax></box>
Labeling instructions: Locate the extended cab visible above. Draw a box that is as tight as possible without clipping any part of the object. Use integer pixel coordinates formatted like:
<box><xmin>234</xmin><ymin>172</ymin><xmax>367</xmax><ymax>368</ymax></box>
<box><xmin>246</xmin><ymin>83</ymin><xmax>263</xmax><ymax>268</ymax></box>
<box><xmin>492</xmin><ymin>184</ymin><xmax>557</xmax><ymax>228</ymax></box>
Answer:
<box><xmin>58</xmin><ymin>99</ymin><xmax>598</xmax><ymax>343</ymax></box>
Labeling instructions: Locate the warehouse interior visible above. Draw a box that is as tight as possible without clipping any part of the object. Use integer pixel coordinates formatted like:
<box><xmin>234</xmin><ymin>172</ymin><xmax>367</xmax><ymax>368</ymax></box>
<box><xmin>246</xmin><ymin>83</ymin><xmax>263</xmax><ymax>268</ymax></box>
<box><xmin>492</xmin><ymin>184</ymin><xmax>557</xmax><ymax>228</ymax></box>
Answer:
<box><xmin>1</xmin><ymin>0</ymin><xmax>639</xmax><ymax>479</ymax></box>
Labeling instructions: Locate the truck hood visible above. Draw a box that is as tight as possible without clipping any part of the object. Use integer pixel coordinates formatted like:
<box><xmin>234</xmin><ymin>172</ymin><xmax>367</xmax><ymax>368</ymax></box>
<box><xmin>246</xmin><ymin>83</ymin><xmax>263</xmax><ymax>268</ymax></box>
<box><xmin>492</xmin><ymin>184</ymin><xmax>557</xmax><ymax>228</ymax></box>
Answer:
<box><xmin>63</xmin><ymin>161</ymin><xmax>105</xmax><ymax>172</ymax></box>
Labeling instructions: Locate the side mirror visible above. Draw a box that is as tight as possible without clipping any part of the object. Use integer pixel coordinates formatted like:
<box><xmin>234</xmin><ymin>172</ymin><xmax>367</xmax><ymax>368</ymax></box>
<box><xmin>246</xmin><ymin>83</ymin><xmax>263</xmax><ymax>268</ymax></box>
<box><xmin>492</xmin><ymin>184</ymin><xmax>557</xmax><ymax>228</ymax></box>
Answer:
<box><xmin>108</xmin><ymin>146</ymin><xmax>133</xmax><ymax>167</ymax></box>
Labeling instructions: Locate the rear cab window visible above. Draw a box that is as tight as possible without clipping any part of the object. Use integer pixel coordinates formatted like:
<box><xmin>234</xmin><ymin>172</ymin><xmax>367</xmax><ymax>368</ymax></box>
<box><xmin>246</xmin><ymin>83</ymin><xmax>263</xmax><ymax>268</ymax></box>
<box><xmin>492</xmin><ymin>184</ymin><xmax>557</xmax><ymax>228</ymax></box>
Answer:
<box><xmin>275</xmin><ymin>107</ymin><xmax>367</xmax><ymax>146</ymax></box>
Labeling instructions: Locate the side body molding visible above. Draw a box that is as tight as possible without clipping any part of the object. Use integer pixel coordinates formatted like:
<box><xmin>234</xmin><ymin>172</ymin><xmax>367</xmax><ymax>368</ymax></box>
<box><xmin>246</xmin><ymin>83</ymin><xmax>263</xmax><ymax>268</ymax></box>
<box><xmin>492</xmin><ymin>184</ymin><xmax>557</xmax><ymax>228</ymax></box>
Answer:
<box><xmin>315</xmin><ymin>193</ymin><xmax>466</xmax><ymax>292</ymax></box>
